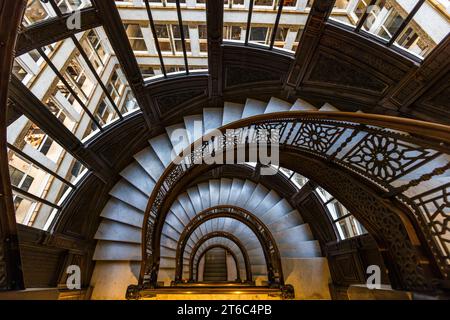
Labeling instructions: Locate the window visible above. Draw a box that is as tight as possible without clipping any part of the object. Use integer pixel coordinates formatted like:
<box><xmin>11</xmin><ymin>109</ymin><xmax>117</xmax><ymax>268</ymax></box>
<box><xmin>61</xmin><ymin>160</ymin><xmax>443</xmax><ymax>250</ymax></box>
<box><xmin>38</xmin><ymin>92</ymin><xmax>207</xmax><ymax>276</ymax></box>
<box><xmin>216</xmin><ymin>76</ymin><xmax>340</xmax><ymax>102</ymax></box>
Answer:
<box><xmin>255</xmin><ymin>0</ymin><xmax>274</xmax><ymax>6</ymax></box>
<box><xmin>81</xmin><ymin>30</ymin><xmax>108</xmax><ymax>74</ymax></box>
<box><xmin>124</xmin><ymin>24</ymin><xmax>148</xmax><ymax>52</ymax></box>
<box><xmin>141</xmin><ymin>66</ymin><xmax>155</xmax><ymax>79</ymax></box>
<box><xmin>316</xmin><ymin>186</ymin><xmax>367</xmax><ymax>240</ymax></box>
<box><xmin>291</xmin><ymin>27</ymin><xmax>304</xmax><ymax>52</ymax></box>
<box><xmin>64</xmin><ymin>56</ymin><xmax>95</xmax><ymax>102</ymax></box>
<box><xmin>274</xmin><ymin>27</ymin><xmax>290</xmax><ymax>48</ymax></box>
<box><xmin>276</xmin><ymin>167</ymin><xmax>309</xmax><ymax>189</ymax></box>
<box><xmin>107</xmin><ymin>69</ymin><xmax>126</xmax><ymax>105</ymax></box>
<box><xmin>224</xmin><ymin>25</ymin><xmax>242</xmax><ymax>41</ymax></box>
<box><xmin>173</xmin><ymin>25</ymin><xmax>191</xmax><ymax>53</ymax></box>
<box><xmin>122</xmin><ymin>91</ymin><xmax>139</xmax><ymax>113</ymax></box>
<box><xmin>23</xmin><ymin>124</ymin><xmax>59</xmax><ymax>160</ymax></box>
<box><xmin>198</xmin><ymin>25</ymin><xmax>208</xmax><ymax>52</ymax></box>
<box><xmin>224</xmin><ymin>0</ymin><xmax>245</xmax><ymax>6</ymax></box>
<box><xmin>250</xmin><ymin>27</ymin><xmax>269</xmax><ymax>43</ymax></box>
<box><xmin>54</xmin><ymin>0</ymin><xmax>92</xmax><ymax>14</ymax></box>
<box><xmin>23</xmin><ymin>0</ymin><xmax>55</xmax><ymax>26</ymax></box>
<box><xmin>9</xmin><ymin>166</ymin><xmax>34</xmax><ymax>193</ymax></box>
<box><xmin>7</xmin><ymin>144</ymin><xmax>84</xmax><ymax>230</ymax></box>
<box><xmin>155</xmin><ymin>24</ymin><xmax>172</xmax><ymax>52</ymax></box>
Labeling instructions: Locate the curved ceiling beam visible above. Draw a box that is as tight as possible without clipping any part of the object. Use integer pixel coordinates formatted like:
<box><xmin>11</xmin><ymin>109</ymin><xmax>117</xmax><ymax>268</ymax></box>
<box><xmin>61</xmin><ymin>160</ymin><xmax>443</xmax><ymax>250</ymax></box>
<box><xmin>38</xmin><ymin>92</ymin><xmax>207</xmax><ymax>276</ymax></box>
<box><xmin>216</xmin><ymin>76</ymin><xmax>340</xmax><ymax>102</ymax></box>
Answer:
<box><xmin>193</xmin><ymin>244</ymin><xmax>241</xmax><ymax>283</ymax></box>
<box><xmin>174</xmin><ymin>206</ymin><xmax>282</xmax><ymax>285</ymax></box>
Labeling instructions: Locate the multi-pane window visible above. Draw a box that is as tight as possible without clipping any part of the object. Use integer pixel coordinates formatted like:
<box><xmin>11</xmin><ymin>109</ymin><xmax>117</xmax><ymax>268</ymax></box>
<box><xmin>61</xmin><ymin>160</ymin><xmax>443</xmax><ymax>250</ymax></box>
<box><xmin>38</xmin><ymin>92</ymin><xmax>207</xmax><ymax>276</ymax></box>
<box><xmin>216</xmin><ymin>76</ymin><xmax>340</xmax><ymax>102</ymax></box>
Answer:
<box><xmin>250</xmin><ymin>27</ymin><xmax>269</xmax><ymax>43</ymax></box>
<box><xmin>125</xmin><ymin>24</ymin><xmax>148</xmax><ymax>52</ymax></box>
<box><xmin>23</xmin><ymin>0</ymin><xmax>92</xmax><ymax>26</ymax></box>
<box><xmin>255</xmin><ymin>0</ymin><xmax>275</xmax><ymax>6</ymax></box>
<box><xmin>64</xmin><ymin>55</ymin><xmax>95</xmax><ymax>102</ymax></box>
<box><xmin>223</xmin><ymin>0</ymin><xmax>245</xmax><ymax>7</ymax></box>
<box><xmin>23</xmin><ymin>0</ymin><xmax>56</xmax><ymax>26</ymax></box>
<box><xmin>81</xmin><ymin>30</ymin><xmax>108</xmax><ymax>74</ymax></box>
<box><xmin>154</xmin><ymin>24</ymin><xmax>191</xmax><ymax>54</ymax></box>
<box><xmin>316</xmin><ymin>187</ymin><xmax>367</xmax><ymax>240</ymax></box>
<box><xmin>198</xmin><ymin>25</ymin><xmax>208</xmax><ymax>52</ymax></box>
<box><xmin>273</xmin><ymin>27</ymin><xmax>290</xmax><ymax>48</ymax></box>
<box><xmin>141</xmin><ymin>66</ymin><xmax>155</xmax><ymax>79</ymax></box>
<box><xmin>7</xmin><ymin>116</ymin><xmax>87</xmax><ymax>229</ymax></box>
<box><xmin>54</xmin><ymin>0</ymin><xmax>92</xmax><ymax>14</ymax></box>
<box><xmin>173</xmin><ymin>25</ymin><xmax>191</xmax><ymax>52</ymax></box>
<box><xmin>223</xmin><ymin>25</ymin><xmax>242</xmax><ymax>41</ymax></box>
<box><xmin>9</xmin><ymin>27</ymin><xmax>137</xmax><ymax>229</ymax></box>
<box><xmin>291</xmin><ymin>27</ymin><xmax>304</xmax><ymax>52</ymax></box>
<box><xmin>107</xmin><ymin>69</ymin><xmax>127</xmax><ymax>106</ymax></box>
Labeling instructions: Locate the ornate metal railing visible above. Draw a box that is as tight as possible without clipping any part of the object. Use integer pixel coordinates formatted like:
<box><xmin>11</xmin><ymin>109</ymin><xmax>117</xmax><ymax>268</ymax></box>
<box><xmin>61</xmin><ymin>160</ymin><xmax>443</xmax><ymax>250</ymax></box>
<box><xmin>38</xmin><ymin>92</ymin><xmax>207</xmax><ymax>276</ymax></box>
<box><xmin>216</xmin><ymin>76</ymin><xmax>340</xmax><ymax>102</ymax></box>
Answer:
<box><xmin>141</xmin><ymin>112</ymin><xmax>450</xmax><ymax>287</ymax></box>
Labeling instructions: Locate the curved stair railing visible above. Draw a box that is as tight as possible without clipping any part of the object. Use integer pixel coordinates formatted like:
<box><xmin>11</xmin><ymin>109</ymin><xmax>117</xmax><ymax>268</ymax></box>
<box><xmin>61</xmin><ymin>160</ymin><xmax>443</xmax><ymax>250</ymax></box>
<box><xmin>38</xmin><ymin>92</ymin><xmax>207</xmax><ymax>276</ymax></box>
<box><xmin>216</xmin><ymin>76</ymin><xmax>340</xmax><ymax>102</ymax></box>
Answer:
<box><xmin>140</xmin><ymin>111</ymin><xmax>450</xmax><ymax>289</ymax></box>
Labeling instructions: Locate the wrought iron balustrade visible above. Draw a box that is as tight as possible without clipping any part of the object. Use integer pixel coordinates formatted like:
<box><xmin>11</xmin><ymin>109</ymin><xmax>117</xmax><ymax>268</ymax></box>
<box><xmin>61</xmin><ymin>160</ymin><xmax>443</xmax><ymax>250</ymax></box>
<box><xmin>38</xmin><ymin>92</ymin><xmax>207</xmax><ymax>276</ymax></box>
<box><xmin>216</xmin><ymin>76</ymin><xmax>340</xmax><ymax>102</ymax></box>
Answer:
<box><xmin>141</xmin><ymin>112</ymin><xmax>450</xmax><ymax>286</ymax></box>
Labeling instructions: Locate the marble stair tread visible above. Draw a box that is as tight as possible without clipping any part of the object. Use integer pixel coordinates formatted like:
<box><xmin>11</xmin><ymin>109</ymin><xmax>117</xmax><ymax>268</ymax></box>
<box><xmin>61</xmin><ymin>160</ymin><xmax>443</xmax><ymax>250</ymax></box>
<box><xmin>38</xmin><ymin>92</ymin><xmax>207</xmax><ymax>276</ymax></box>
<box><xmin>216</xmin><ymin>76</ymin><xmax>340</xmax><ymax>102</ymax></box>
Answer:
<box><xmin>203</xmin><ymin>108</ymin><xmax>223</xmax><ymax>134</ymax></box>
<box><xmin>184</xmin><ymin>114</ymin><xmax>203</xmax><ymax>145</ymax></box>
<box><xmin>219</xmin><ymin>178</ymin><xmax>233</xmax><ymax>205</ymax></box>
<box><xmin>242</xmin><ymin>98</ymin><xmax>267</xmax><ymax>118</ymax></box>
<box><xmin>100</xmin><ymin>198</ymin><xmax>144</xmax><ymax>228</ymax></box>
<box><xmin>166</xmin><ymin>123</ymin><xmax>190</xmax><ymax>156</ymax></box>
<box><xmin>109</xmin><ymin>180</ymin><xmax>148</xmax><ymax>212</ymax></box>
<box><xmin>120</xmin><ymin>161</ymin><xmax>155</xmax><ymax>196</ymax></box>
<box><xmin>222</xmin><ymin>102</ymin><xmax>244</xmax><ymax>125</ymax></box>
<box><xmin>93</xmin><ymin>241</ymin><xmax>141</xmax><ymax>261</ymax></box>
<box><xmin>291</xmin><ymin>98</ymin><xmax>318</xmax><ymax>111</ymax></box>
<box><xmin>134</xmin><ymin>147</ymin><xmax>165</xmax><ymax>182</ymax></box>
<box><xmin>266</xmin><ymin>210</ymin><xmax>304</xmax><ymax>232</ymax></box>
<box><xmin>273</xmin><ymin>224</ymin><xmax>315</xmax><ymax>243</ymax></box>
<box><xmin>187</xmin><ymin>187</ymin><xmax>203</xmax><ymax>213</ymax></box>
<box><xmin>198</xmin><ymin>182</ymin><xmax>211</xmax><ymax>210</ymax></box>
<box><xmin>209</xmin><ymin>179</ymin><xmax>221</xmax><ymax>207</ymax></box>
<box><xmin>95</xmin><ymin>219</ymin><xmax>141</xmax><ymax>244</ymax></box>
<box><xmin>149</xmin><ymin>134</ymin><xmax>174</xmax><ymax>167</ymax></box>
<box><xmin>265</xmin><ymin>97</ymin><xmax>292</xmax><ymax>113</ymax></box>
<box><xmin>319</xmin><ymin>103</ymin><xmax>340</xmax><ymax>112</ymax></box>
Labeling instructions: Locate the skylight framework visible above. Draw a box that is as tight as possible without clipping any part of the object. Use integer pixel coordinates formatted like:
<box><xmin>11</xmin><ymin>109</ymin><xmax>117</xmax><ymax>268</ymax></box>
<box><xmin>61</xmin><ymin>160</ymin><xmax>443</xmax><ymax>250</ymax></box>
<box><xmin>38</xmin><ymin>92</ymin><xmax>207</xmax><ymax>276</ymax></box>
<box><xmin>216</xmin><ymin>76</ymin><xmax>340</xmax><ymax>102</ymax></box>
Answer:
<box><xmin>7</xmin><ymin>116</ymin><xmax>87</xmax><ymax>231</ymax></box>
<box><xmin>118</xmin><ymin>0</ymin><xmax>208</xmax><ymax>80</ymax></box>
<box><xmin>329</xmin><ymin>0</ymin><xmax>450</xmax><ymax>58</ymax></box>
<box><xmin>23</xmin><ymin>0</ymin><xmax>92</xmax><ymax>26</ymax></box>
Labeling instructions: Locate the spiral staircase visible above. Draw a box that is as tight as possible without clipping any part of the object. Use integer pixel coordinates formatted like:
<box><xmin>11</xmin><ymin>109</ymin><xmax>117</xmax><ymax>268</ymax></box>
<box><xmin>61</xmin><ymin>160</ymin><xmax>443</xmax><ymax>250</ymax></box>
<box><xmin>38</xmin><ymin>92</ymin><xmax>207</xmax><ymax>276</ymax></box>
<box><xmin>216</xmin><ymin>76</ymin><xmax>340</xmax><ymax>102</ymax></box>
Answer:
<box><xmin>91</xmin><ymin>97</ymin><xmax>342</xmax><ymax>297</ymax></box>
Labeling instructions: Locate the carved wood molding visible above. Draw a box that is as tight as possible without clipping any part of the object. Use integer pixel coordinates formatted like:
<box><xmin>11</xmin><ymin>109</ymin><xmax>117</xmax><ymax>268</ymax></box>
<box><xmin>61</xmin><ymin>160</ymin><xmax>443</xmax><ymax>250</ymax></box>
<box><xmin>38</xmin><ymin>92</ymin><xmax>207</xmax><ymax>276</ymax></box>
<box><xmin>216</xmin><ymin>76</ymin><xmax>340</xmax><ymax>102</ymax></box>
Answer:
<box><xmin>383</xmin><ymin>35</ymin><xmax>450</xmax><ymax>119</ymax></box>
<box><xmin>285</xmin><ymin>0</ymin><xmax>335</xmax><ymax>90</ymax></box>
